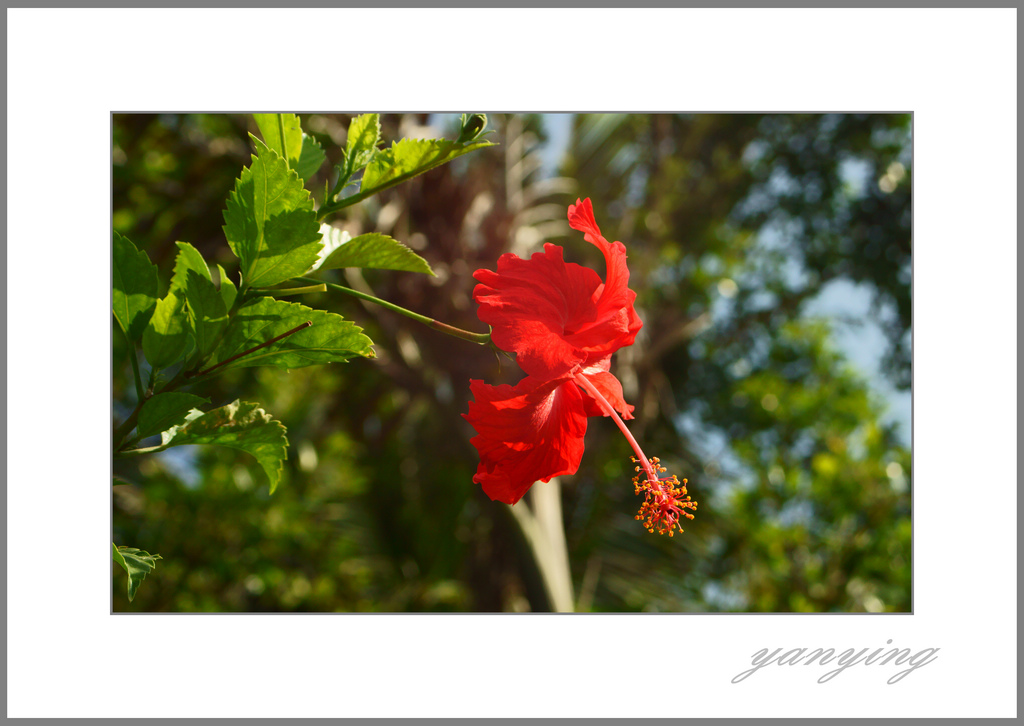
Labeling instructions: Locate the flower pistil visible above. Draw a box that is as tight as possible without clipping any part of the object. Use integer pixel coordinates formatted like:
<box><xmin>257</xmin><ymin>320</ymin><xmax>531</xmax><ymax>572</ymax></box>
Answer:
<box><xmin>573</xmin><ymin>372</ymin><xmax>697</xmax><ymax>536</ymax></box>
<box><xmin>633</xmin><ymin>457</ymin><xmax>697</xmax><ymax>537</ymax></box>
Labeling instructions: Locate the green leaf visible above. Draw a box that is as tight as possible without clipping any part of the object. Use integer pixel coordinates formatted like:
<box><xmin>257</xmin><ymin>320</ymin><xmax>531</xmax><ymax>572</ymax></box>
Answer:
<box><xmin>359</xmin><ymin>137</ymin><xmax>495</xmax><ymax>199</ymax></box>
<box><xmin>205</xmin><ymin>296</ymin><xmax>375</xmax><ymax>371</ymax></box>
<box><xmin>171</xmin><ymin>240</ymin><xmax>212</xmax><ymax>285</ymax></box>
<box><xmin>330</xmin><ymin>114</ymin><xmax>381</xmax><ymax>199</ymax></box>
<box><xmin>141</xmin><ymin>242</ymin><xmax>208</xmax><ymax>368</ymax></box>
<box><xmin>184</xmin><ymin>268</ymin><xmax>228</xmax><ymax>357</ymax></box>
<box><xmin>345</xmin><ymin>113</ymin><xmax>381</xmax><ymax>176</ymax></box>
<box><xmin>159</xmin><ymin>400</ymin><xmax>288</xmax><ymax>493</ymax></box>
<box><xmin>253</xmin><ymin>113</ymin><xmax>325</xmax><ymax>183</ymax></box>
<box><xmin>136</xmin><ymin>392</ymin><xmax>209</xmax><ymax>440</ymax></box>
<box><xmin>142</xmin><ymin>292</ymin><xmax>187</xmax><ymax>370</ymax></box>
<box><xmin>113</xmin><ymin>543</ymin><xmax>162</xmax><ymax>602</ymax></box>
<box><xmin>216</xmin><ymin>264</ymin><xmax>238</xmax><ymax>311</ymax></box>
<box><xmin>223</xmin><ymin>137</ymin><xmax>323</xmax><ymax>289</ymax></box>
<box><xmin>253</xmin><ymin>113</ymin><xmax>303</xmax><ymax>167</ymax></box>
<box><xmin>296</xmin><ymin>134</ymin><xmax>326</xmax><ymax>181</ymax></box>
<box><xmin>315</xmin><ymin>226</ymin><xmax>434</xmax><ymax>276</ymax></box>
<box><xmin>112</xmin><ymin>231</ymin><xmax>158</xmax><ymax>341</ymax></box>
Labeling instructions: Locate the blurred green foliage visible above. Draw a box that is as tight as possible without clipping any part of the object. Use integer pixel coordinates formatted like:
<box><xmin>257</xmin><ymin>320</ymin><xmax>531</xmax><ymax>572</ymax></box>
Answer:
<box><xmin>113</xmin><ymin>113</ymin><xmax>910</xmax><ymax>612</ymax></box>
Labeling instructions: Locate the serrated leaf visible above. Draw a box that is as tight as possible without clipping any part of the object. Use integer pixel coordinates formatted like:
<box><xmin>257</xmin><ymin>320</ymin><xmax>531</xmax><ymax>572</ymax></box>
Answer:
<box><xmin>253</xmin><ymin>113</ymin><xmax>325</xmax><ymax>183</ymax></box>
<box><xmin>184</xmin><ymin>268</ymin><xmax>228</xmax><ymax>357</ymax></box>
<box><xmin>112</xmin><ymin>231</ymin><xmax>158</xmax><ymax>341</ymax></box>
<box><xmin>223</xmin><ymin>137</ymin><xmax>323</xmax><ymax>289</ymax></box>
<box><xmin>316</xmin><ymin>227</ymin><xmax>434</xmax><ymax>276</ymax></box>
<box><xmin>359</xmin><ymin>138</ymin><xmax>494</xmax><ymax>198</ymax></box>
<box><xmin>113</xmin><ymin>543</ymin><xmax>162</xmax><ymax>602</ymax></box>
<box><xmin>205</xmin><ymin>296</ymin><xmax>374</xmax><ymax>372</ymax></box>
<box><xmin>345</xmin><ymin>113</ymin><xmax>381</xmax><ymax>175</ymax></box>
<box><xmin>296</xmin><ymin>134</ymin><xmax>326</xmax><ymax>181</ymax></box>
<box><xmin>142</xmin><ymin>292</ymin><xmax>187</xmax><ymax>370</ymax></box>
<box><xmin>136</xmin><ymin>392</ymin><xmax>209</xmax><ymax>440</ymax></box>
<box><xmin>159</xmin><ymin>400</ymin><xmax>288</xmax><ymax>493</ymax></box>
<box><xmin>253</xmin><ymin>113</ymin><xmax>303</xmax><ymax>167</ymax></box>
<box><xmin>171</xmin><ymin>240</ymin><xmax>211</xmax><ymax>285</ymax></box>
<box><xmin>142</xmin><ymin>242</ymin><xmax>210</xmax><ymax>369</ymax></box>
<box><xmin>216</xmin><ymin>264</ymin><xmax>238</xmax><ymax>311</ymax></box>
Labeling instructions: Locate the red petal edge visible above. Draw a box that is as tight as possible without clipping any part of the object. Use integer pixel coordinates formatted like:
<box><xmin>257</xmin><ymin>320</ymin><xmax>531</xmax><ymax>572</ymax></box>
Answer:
<box><xmin>463</xmin><ymin>376</ymin><xmax>588</xmax><ymax>505</ymax></box>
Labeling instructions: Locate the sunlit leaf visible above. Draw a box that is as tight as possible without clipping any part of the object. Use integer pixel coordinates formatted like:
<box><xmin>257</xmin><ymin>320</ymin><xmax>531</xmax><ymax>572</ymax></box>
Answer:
<box><xmin>159</xmin><ymin>400</ymin><xmax>289</xmax><ymax>493</ymax></box>
<box><xmin>184</xmin><ymin>268</ymin><xmax>228</xmax><ymax>357</ymax></box>
<box><xmin>253</xmin><ymin>113</ymin><xmax>325</xmax><ymax>182</ymax></box>
<box><xmin>141</xmin><ymin>242</ymin><xmax>209</xmax><ymax>369</ymax></box>
<box><xmin>112</xmin><ymin>231</ymin><xmax>158</xmax><ymax>341</ymax></box>
<box><xmin>216</xmin><ymin>264</ymin><xmax>238</xmax><ymax>311</ymax></box>
<box><xmin>205</xmin><ymin>296</ymin><xmax>374</xmax><ymax>371</ymax></box>
<box><xmin>359</xmin><ymin>137</ymin><xmax>495</xmax><ymax>198</ymax></box>
<box><xmin>296</xmin><ymin>134</ymin><xmax>326</xmax><ymax>181</ymax></box>
<box><xmin>171</xmin><ymin>240</ymin><xmax>212</xmax><ymax>285</ymax></box>
<box><xmin>315</xmin><ymin>226</ymin><xmax>434</xmax><ymax>276</ymax></box>
<box><xmin>253</xmin><ymin>113</ymin><xmax>303</xmax><ymax>167</ymax></box>
<box><xmin>142</xmin><ymin>292</ymin><xmax>187</xmax><ymax>370</ymax></box>
<box><xmin>223</xmin><ymin>137</ymin><xmax>323</xmax><ymax>289</ymax></box>
<box><xmin>345</xmin><ymin>113</ymin><xmax>381</xmax><ymax>176</ymax></box>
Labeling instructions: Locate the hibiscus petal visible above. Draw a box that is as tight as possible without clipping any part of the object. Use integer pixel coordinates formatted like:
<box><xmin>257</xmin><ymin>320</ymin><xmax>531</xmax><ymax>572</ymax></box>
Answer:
<box><xmin>577</xmin><ymin>358</ymin><xmax>635</xmax><ymax>420</ymax></box>
<box><xmin>463</xmin><ymin>376</ymin><xmax>588</xmax><ymax>505</ymax></box>
<box><xmin>567</xmin><ymin>198</ymin><xmax>643</xmax><ymax>350</ymax></box>
<box><xmin>473</xmin><ymin>244</ymin><xmax>603</xmax><ymax>379</ymax></box>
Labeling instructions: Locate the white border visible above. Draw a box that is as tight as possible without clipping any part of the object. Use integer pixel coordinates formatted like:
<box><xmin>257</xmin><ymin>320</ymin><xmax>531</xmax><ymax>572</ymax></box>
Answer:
<box><xmin>7</xmin><ymin>8</ymin><xmax>1016</xmax><ymax>718</ymax></box>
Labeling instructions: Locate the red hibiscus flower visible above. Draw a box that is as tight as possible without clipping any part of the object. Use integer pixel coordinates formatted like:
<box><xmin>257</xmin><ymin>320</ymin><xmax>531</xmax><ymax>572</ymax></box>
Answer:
<box><xmin>472</xmin><ymin>197</ymin><xmax>642</xmax><ymax>382</ymax></box>
<box><xmin>464</xmin><ymin>375</ymin><xmax>587</xmax><ymax>505</ymax></box>
<box><xmin>463</xmin><ymin>199</ymin><xmax>696</xmax><ymax>535</ymax></box>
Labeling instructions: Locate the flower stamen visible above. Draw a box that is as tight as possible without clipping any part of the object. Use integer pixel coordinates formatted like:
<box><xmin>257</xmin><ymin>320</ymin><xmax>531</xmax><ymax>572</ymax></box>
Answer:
<box><xmin>573</xmin><ymin>372</ymin><xmax>697</xmax><ymax>536</ymax></box>
<box><xmin>631</xmin><ymin>456</ymin><xmax>697</xmax><ymax>536</ymax></box>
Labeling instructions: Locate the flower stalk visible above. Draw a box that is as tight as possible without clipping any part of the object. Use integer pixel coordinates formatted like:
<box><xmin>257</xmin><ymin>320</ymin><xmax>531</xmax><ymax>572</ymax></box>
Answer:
<box><xmin>571</xmin><ymin>373</ymin><xmax>654</xmax><ymax>479</ymax></box>
<box><xmin>572</xmin><ymin>371</ymin><xmax>697</xmax><ymax>536</ymax></box>
<box><xmin>299</xmin><ymin>276</ymin><xmax>491</xmax><ymax>346</ymax></box>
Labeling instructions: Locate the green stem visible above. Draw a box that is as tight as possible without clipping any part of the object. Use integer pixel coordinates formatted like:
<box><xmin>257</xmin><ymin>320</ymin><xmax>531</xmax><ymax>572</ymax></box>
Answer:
<box><xmin>253</xmin><ymin>283</ymin><xmax>327</xmax><ymax>297</ymax></box>
<box><xmin>328</xmin><ymin>166</ymin><xmax>354</xmax><ymax>204</ymax></box>
<box><xmin>116</xmin><ymin>318</ymin><xmax>303</xmax><ymax>457</ymax></box>
<box><xmin>119</xmin><ymin>433</ymin><xmax>144</xmax><ymax>452</ymax></box>
<box><xmin>113</xmin><ymin>409</ymin><xmax>142</xmax><ymax>452</ymax></box>
<box><xmin>116</xmin><ymin>443</ymin><xmax>170</xmax><ymax>458</ymax></box>
<box><xmin>297</xmin><ymin>276</ymin><xmax>491</xmax><ymax>345</ymax></box>
<box><xmin>317</xmin><ymin>188</ymin><xmax>376</xmax><ymax>220</ymax></box>
<box><xmin>318</xmin><ymin>145</ymin><xmax>471</xmax><ymax>220</ymax></box>
<box><xmin>114</xmin><ymin>362</ymin><xmax>192</xmax><ymax>452</ymax></box>
<box><xmin>113</xmin><ymin>287</ymin><xmax>254</xmax><ymax>453</ymax></box>
<box><xmin>121</xmin><ymin>325</ymin><xmax>145</xmax><ymax>403</ymax></box>
<box><xmin>113</xmin><ymin>364</ymin><xmax>198</xmax><ymax>452</ymax></box>
<box><xmin>182</xmin><ymin>286</ymin><xmax>251</xmax><ymax>378</ymax></box>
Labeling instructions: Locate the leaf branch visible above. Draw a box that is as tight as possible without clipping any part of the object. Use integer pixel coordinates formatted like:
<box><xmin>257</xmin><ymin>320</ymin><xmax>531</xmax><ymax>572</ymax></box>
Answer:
<box><xmin>297</xmin><ymin>276</ymin><xmax>491</xmax><ymax>346</ymax></box>
<box><xmin>192</xmin><ymin>320</ymin><xmax>312</xmax><ymax>377</ymax></box>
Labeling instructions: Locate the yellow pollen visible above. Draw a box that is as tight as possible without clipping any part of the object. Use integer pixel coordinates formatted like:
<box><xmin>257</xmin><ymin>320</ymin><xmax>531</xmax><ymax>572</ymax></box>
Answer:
<box><xmin>630</xmin><ymin>458</ymin><xmax>697</xmax><ymax>537</ymax></box>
